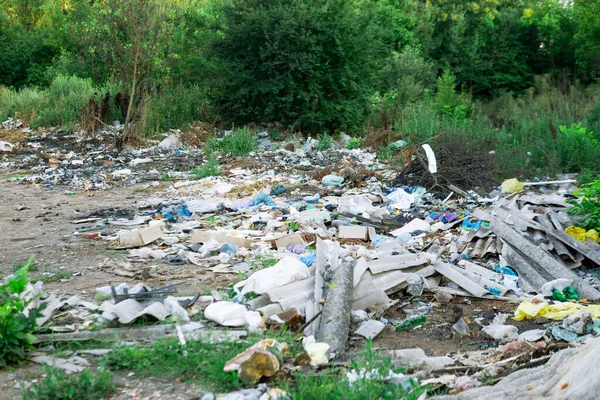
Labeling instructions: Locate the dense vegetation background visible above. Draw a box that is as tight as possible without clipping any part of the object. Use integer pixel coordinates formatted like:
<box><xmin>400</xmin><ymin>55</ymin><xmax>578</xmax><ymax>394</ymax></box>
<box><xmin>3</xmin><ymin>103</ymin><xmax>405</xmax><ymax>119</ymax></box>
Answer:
<box><xmin>1</xmin><ymin>0</ymin><xmax>600</xmax><ymax>176</ymax></box>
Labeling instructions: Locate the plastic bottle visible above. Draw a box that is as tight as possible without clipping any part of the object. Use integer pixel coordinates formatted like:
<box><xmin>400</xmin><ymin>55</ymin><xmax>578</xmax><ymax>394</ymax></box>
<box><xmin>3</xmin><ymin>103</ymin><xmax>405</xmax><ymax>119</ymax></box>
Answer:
<box><xmin>394</xmin><ymin>315</ymin><xmax>426</xmax><ymax>331</ymax></box>
<box><xmin>563</xmin><ymin>286</ymin><xmax>580</xmax><ymax>301</ymax></box>
<box><xmin>552</xmin><ymin>288</ymin><xmax>567</xmax><ymax>301</ymax></box>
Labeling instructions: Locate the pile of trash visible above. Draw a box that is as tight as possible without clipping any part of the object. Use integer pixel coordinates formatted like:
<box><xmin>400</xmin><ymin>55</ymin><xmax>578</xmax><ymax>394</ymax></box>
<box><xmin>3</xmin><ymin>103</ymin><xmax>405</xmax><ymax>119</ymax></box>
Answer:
<box><xmin>6</xmin><ymin>124</ymin><xmax>600</xmax><ymax>397</ymax></box>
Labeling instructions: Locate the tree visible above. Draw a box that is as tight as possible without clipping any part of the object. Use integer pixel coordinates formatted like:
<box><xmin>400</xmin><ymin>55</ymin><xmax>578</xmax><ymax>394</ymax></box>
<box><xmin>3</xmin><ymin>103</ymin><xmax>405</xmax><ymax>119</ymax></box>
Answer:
<box><xmin>209</xmin><ymin>0</ymin><xmax>389</xmax><ymax>132</ymax></box>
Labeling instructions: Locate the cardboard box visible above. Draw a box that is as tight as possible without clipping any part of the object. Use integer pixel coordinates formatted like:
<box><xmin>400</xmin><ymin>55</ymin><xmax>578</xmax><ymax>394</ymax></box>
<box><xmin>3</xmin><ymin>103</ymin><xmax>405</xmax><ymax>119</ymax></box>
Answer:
<box><xmin>338</xmin><ymin>226</ymin><xmax>376</xmax><ymax>240</ymax></box>
<box><xmin>274</xmin><ymin>233</ymin><xmax>306</xmax><ymax>250</ymax></box>
<box><xmin>190</xmin><ymin>230</ymin><xmax>254</xmax><ymax>248</ymax></box>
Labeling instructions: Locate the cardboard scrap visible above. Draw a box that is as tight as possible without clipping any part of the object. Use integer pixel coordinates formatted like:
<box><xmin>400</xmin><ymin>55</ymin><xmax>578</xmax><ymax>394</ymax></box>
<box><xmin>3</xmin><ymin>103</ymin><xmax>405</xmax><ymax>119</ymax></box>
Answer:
<box><xmin>118</xmin><ymin>225</ymin><xmax>163</xmax><ymax>247</ymax></box>
<box><xmin>338</xmin><ymin>226</ymin><xmax>376</xmax><ymax>240</ymax></box>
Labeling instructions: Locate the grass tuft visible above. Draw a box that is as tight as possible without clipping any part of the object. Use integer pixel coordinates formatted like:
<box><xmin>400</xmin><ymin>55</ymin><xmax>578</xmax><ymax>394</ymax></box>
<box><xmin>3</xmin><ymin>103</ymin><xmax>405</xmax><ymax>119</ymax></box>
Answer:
<box><xmin>204</xmin><ymin>127</ymin><xmax>257</xmax><ymax>156</ymax></box>
<box><xmin>21</xmin><ymin>366</ymin><xmax>115</xmax><ymax>400</ymax></box>
<box><xmin>191</xmin><ymin>155</ymin><xmax>222</xmax><ymax>179</ymax></box>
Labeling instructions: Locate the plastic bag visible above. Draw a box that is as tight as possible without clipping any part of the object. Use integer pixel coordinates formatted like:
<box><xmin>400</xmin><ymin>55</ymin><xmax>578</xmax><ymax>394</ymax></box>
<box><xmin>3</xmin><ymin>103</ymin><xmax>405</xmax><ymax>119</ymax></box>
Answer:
<box><xmin>501</xmin><ymin>178</ymin><xmax>525</xmax><ymax>193</ymax></box>
<box><xmin>482</xmin><ymin>314</ymin><xmax>518</xmax><ymax>341</ymax></box>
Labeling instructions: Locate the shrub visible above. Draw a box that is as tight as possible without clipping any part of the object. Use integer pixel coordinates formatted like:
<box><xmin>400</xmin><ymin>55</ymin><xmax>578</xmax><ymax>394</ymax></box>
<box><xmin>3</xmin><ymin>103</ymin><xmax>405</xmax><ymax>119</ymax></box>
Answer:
<box><xmin>210</xmin><ymin>0</ymin><xmax>388</xmax><ymax>132</ymax></box>
<box><xmin>0</xmin><ymin>255</ymin><xmax>46</xmax><ymax>367</ymax></box>
<box><xmin>145</xmin><ymin>84</ymin><xmax>209</xmax><ymax>135</ymax></box>
<box><xmin>22</xmin><ymin>366</ymin><xmax>115</xmax><ymax>400</ymax></box>
<box><xmin>204</xmin><ymin>127</ymin><xmax>257</xmax><ymax>156</ymax></box>
<box><xmin>567</xmin><ymin>180</ymin><xmax>600</xmax><ymax>231</ymax></box>
<box><xmin>316</xmin><ymin>133</ymin><xmax>333</xmax><ymax>151</ymax></box>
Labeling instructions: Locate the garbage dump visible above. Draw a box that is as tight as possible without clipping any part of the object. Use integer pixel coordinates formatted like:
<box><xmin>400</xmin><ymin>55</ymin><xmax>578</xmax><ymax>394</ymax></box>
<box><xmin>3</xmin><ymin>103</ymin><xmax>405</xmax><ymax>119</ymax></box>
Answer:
<box><xmin>3</xmin><ymin>121</ymin><xmax>600</xmax><ymax>398</ymax></box>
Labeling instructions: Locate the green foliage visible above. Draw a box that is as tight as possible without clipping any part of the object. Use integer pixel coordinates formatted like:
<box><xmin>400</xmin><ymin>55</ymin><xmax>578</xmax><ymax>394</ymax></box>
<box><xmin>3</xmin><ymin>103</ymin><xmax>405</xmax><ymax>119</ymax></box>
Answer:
<box><xmin>204</xmin><ymin>127</ymin><xmax>257</xmax><ymax>156</ymax></box>
<box><xmin>555</xmin><ymin>123</ymin><xmax>599</xmax><ymax>172</ymax></box>
<box><xmin>101</xmin><ymin>337</ymin><xmax>247</xmax><ymax>391</ymax></box>
<box><xmin>286</xmin><ymin>341</ymin><xmax>426</xmax><ymax>399</ymax></box>
<box><xmin>567</xmin><ymin>180</ymin><xmax>600</xmax><ymax>231</ymax></box>
<box><xmin>346</xmin><ymin>137</ymin><xmax>364</xmax><ymax>150</ymax></box>
<box><xmin>0</xmin><ymin>255</ymin><xmax>46</xmax><ymax>367</ymax></box>
<box><xmin>251</xmin><ymin>254</ymin><xmax>279</xmax><ymax>272</ymax></box>
<box><xmin>21</xmin><ymin>366</ymin><xmax>115</xmax><ymax>400</ymax></box>
<box><xmin>432</xmin><ymin>70</ymin><xmax>471</xmax><ymax>122</ymax></box>
<box><xmin>0</xmin><ymin>75</ymin><xmax>115</xmax><ymax>129</ymax></box>
<box><xmin>191</xmin><ymin>155</ymin><xmax>222</xmax><ymax>179</ymax></box>
<box><xmin>316</xmin><ymin>133</ymin><xmax>333</xmax><ymax>151</ymax></box>
<box><xmin>210</xmin><ymin>0</ymin><xmax>389</xmax><ymax>132</ymax></box>
<box><xmin>145</xmin><ymin>85</ymin><xmax>209</xmax><ymax>134</ymax></box>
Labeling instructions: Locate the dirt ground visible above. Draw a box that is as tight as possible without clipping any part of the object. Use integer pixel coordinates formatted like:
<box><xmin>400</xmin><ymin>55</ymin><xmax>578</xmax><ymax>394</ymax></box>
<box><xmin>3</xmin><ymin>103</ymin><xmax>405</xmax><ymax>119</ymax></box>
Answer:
<box><xmin>0</xmin><ymin>170</ymin><xmax>239</xmax><ymax>400</ymax></box>
<box><xmin>0</xmin><ymin>170</ymin><xmax>238</xmax><ymax>295</ymax></box>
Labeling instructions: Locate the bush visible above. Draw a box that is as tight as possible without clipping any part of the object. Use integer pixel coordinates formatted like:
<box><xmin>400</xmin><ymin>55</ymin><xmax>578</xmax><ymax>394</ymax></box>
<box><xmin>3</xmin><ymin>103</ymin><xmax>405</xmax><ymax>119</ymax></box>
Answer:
<box><xmin>145</xmin><ymin>85</ymin><xmax>209</xmax><ymax>135</ymax></box>
<box><xmin>0</xmin><ymin>255</ymin><xmax>46</xmax><ymax>367</ymax></box>
<box><xmin>22</xmin><ymin>366</ymin><xmax>115</xmax><ymax>400</ymax></box>
<box><xmin>204</xmin><ymin>127</ymin><xmax>257</xmax><ymax>156</ymax></box>
<box><xmin>210</xmin><ymin>0</ymin><xmax>388</xmax><ymax>132</ymax></box>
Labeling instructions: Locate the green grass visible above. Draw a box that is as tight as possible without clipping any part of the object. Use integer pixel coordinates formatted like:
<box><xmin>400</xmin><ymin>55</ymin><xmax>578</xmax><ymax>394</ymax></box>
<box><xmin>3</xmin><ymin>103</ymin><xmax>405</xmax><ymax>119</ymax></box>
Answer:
<box><xmin>0</xmin><ymin>76</ymin><xmax>117</xmax><ymax>129</ymax></box>
<box><xmin>204</xmin><ymin>127</ymin><xmax>257</xmax><ymax>156</ymax></box>
<box><xmin>250</xmin><ymin>254</ymin><xmax>278</xmax><ymax>272</ymax></box>
<box><xmin>191</xmin><ymin>155</ymin><xmax>222</xmax><ymax>179</ymax></box>
<box><xmin>161</xmin><ymin>173</ymin><xmax>172</xmax><ymax>181</ymax></box>
<box><xmin>105</xmin><ymin>249</ymin><xmax>127</xmax><ymax>255</ymax></box>
<box><xmin>100</xmin><ymin>336</ymin><xmax>425</xmax><ymax>399</ymax></box>
<box><xmin>21</xmin><ymin>366</ymin><xmax>115</xmax><ymax>400</ymax></box>
<box><xmin>13</xmin><ymin>260</ymin><xmax>39</xmax><ymax>272</ymax></box>
<box><xmin>31</xmin><ymin>270</ymin><xmax>73</xmax><ymax>283</ymax></box>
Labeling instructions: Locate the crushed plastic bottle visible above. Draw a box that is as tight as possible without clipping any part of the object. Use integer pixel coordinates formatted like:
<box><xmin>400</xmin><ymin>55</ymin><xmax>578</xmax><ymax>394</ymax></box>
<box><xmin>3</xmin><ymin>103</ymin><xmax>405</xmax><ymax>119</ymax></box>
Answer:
<box><xmin>551</xmin><ymin>288</ymin><xmax>567</xmax><ymax>302</ymax></box>
<box><xmin>394</xmin><ymin>315</ymin><xmax>426</xmax><ymax>331</ymax></box>
<box><xmin>563</xmin><ymin>286</ymin><xmax>580</xmax><ymax>301</ymax></box>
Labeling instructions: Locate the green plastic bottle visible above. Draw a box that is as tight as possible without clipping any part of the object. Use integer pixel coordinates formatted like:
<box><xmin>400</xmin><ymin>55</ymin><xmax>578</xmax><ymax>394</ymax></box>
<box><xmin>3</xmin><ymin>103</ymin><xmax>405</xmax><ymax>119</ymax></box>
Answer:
<box><xmin>552</xmin><ymin>288</ymin><xmax>567</xmax><ymax>301</ymax></box>
<box><xmin>395</xmin><ymin>315</ymin><xmax>426</xmax><ymax>331</ymax></box>
<box><xmin>563</xmin><ymin>286</ymin><xmax>580</xmax><ymax>301</ymax></box>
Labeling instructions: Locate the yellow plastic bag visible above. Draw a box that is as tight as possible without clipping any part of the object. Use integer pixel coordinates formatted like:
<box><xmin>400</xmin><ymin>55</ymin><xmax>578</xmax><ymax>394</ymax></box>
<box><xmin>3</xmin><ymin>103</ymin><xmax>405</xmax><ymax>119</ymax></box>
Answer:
<box><xmin>514</xmin><ymin>301</ymin><xmax>600</xmax><ymax>321</ymax></box>
<box><xmin>566</xmin><ymin>226</ymin><xmax>600</xmax><ymax>243</ymax></box>
<box><xmin>501</xmin><ymin>178</ymin><xmax>525</xmax><ymax>194</ymax></box>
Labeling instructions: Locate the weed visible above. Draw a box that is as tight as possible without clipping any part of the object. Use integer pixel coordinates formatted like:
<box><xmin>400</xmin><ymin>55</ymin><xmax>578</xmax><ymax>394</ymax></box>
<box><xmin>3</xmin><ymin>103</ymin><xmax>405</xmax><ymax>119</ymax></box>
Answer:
<box><xmin>12</xmin><ymin>260</ymin><xmax>38</xmax><ymax>272</ymax></box>
<box><xmin>578</xmin><ymin>168</ymin><xmax>600</xmax><ymax>185</ymax></box>
<box><xmin>95</xmin><ymin>292</ymin><xmax>113</xmax><ymax>302</ymax></box>
<box><xmin>377</xmin><ymin>143</ymin><xmax>395</xmax><ymax>161</ymax></box>
<box><xmin>1</xmin><ymin>255</ymin><xmax>46</xmax><ymax>367</ymax></box>
<box><xmin>21</xmin><ymin>366</ymin><xmax>115</xmax><ymax>400</ymax></box>
<box><xmin>102</xmin><ymin>337</ymin><xmax>247</xmax><ymax>391</ymax></box>
<box><xmin>288</xmin><ymin>341</ymin><xmax>425</xmax><ymax>399</ymax></box>
<box><xmin>288</xmin><ymin>221</ymin><xmax>301</xmax><ymax>232</ymax></box>
<box><xmin>161</xmin><ymin>173</ymin><xmax>172</xmax><ymax>181</ymax></box>
<box><xmin>204</xmin><ymin>127</ymin><xmax>257</xmax><ymax>156</ymax></box>
<box><xmin>31</xmin><ymin>270</ymin><xmax>73</xmax><ymax>283</ymax></box>
<box><xmin>101</xmin><ymin>329</ymin><xmax>303</xmax><ymax>392</ymax></box>
<box><xmin>567</xmin><ymin>180</ymin><xmax>600</xmax><ymax>231</ymax></box>
<box><xmin>316</xmin><ymin>133</ymin><xmax>333</xmax><ymax>151</ymax></box>
<box><xmin>251</xmin><ymin>254</ymin><xmax>278</xmax><ymax>272</ymax></box>
<box><xmin>192</xmin><ymin>155</ymin><xmax>222</xmax><ymax>179</ymax></box>
<box><xmin>106</xmin><ymin>249</ymin><xmax>127</xmax><ymax>255</ymax></box>
<box><xmin>135</xmin><ymin>187</ymin><xmax>149</xmax><ymax>193</ymax></box>
<box><xmin>345</xmin><ymin>137</ymin><xmax>364</xmax><ymax>150</ymax></box>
